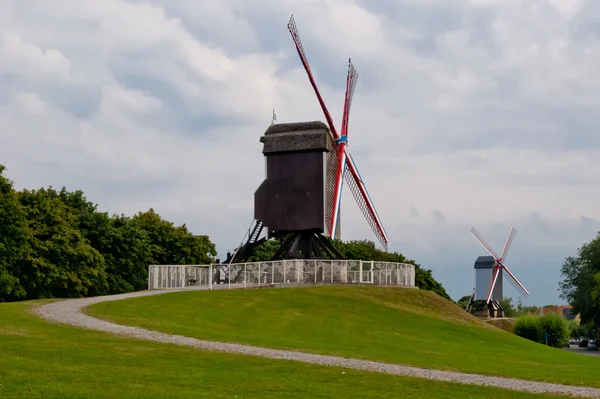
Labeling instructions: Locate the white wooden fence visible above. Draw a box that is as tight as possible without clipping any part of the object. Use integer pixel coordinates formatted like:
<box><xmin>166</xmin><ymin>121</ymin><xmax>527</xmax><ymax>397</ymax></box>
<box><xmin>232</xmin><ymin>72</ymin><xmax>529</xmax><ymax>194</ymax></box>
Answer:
<box><xmin>148</xmin><ymin>259</ymin><xmax>416</xmax><ymax>290</ymax></box>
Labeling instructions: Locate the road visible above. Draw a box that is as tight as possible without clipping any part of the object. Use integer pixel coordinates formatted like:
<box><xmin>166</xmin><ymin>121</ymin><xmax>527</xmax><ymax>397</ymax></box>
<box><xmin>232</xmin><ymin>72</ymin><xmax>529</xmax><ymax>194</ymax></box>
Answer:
<box><xmin>563</xmin><ymin>344</ymin><xmax>600</xmax><ymax>357</ymax></box>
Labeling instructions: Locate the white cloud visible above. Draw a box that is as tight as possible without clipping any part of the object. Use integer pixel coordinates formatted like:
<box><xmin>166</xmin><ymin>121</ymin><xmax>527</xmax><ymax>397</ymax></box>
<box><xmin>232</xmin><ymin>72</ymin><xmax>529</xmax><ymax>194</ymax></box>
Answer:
<box><xmin>1</xmin><ymin>30</ymin><xmax>72</xmax><ymax>78</ymax></box>
<box><xmin>14</xmin><ymin>92</ymin><xmax>47</xmax><ymax>115</ymax></box>
<box><xmin>2</xmin><ymin>0</ymin><xmax>600</xmax><ymax>304</ymax></box>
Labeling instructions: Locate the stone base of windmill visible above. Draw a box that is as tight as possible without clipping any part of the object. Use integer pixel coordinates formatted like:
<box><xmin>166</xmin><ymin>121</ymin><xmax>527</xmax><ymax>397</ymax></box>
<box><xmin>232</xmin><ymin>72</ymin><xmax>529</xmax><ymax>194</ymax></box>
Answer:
<box><xmin>470</xmin><ymin>300</ymin><xmax>505</xmax><ymax>319</ymax></box>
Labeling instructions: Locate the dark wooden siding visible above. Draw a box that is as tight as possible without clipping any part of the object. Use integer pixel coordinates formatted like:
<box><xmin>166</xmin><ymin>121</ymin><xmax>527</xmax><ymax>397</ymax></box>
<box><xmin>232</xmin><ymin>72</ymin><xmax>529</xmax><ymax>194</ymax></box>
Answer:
<box><xmin>254</xmin><ymin>151</ymin><xmax>325</xmax><ymax>232</ymax></box>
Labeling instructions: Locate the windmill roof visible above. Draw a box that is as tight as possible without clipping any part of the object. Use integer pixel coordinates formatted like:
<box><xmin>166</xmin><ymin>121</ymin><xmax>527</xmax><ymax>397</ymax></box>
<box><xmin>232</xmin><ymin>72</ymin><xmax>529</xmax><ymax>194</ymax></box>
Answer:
<box><xmin>474</xmin><ymin>255</ymin><xmax>496</xmax><ymax>269</ymax></box>
<box><xmin>260</xmin><ymin>121</ymin><xmax>334</xmax><ymax>154</ymax></box>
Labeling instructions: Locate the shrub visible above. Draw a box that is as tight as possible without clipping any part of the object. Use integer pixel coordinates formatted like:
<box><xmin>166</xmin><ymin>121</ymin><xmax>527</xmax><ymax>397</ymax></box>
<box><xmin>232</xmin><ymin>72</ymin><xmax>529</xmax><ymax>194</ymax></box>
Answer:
<box><xmin>539</xmin><ymin>313</ymin><xmax>570</xmax><ymax>348</ymax></box>
<box><xmin>514</xmin><ymin>315</ymin><xmax>542</xmax><ymax>343</ymax></box>
<box><xmin>513</xmin><ymin>313</ymin><xmax>570</xmax><ymax>348</ymax></box>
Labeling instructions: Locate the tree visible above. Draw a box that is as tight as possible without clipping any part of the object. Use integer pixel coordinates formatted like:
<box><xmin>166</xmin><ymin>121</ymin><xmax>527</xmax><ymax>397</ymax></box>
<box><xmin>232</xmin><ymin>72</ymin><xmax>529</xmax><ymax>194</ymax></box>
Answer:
<box><xmin>0</xmin><ymin>165</ymin><xmax>28</xmax><ymax>301</ymax></box>
<box><xmin>0</xmin><ymin>166</ymin><xmax>221</xmax><ymax>301</ymax></box>
<box><xmin>500</xmin><ymin>297</ymin><xmax>516</xmax><ymax>317</ymax></box>
<box><xmin>456</xmin><ymin>295</ymin><xmax>472</xmax><ymax>309</ymax></box>
<box><xmin>17</xmin><ymin>188</ymin><xmax>108</xmax><ymax>299</ymax></box>
<box><xmin>131</xmin><ymin>209</ymin><xmax>216</xmax><ymax>265</ymax></box>
<box><xmin>100</xmin><ymin>215</ymin><xmax>153</xmax><ymax>294</ymax></box>
<box><xmin>515</xmin><ymin>296</ymin><xmax>541</xmax><ymax>316</ymax></box>
<box><xmin>559</xmin><ymin>233</ymin><xmax>600</xmax><ymax>330</ymax></box>
<box><xmin>247</xmin><ymin>240</ymin><xmax>281</xmax><ymax>262</ymax></box>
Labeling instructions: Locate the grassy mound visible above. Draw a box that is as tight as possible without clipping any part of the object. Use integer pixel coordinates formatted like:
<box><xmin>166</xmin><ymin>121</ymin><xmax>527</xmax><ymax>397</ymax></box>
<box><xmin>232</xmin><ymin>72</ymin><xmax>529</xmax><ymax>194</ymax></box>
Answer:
<box><xmin>485</xmin><ymin>318</ymin><xmax>517</xmax><ymax>333</ymax></box>
<box><xmin>0</xmin><ymin>300</ymin><xmax>560</xmax><ymax>399</ymax></box>
<box><xmin>88</xmin><ymin>285</ymin><xmax>600</xmax><ymax>388</ymax></box>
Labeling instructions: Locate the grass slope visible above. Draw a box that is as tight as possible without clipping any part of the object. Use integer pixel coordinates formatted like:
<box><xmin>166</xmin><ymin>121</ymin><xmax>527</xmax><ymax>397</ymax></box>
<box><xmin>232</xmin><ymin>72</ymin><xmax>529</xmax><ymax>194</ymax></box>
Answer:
<box><xmin>0</xmin><ymin>301</ymin><xmax>562</xmax><ymax>399</ymax></box>
<box><xmin>88</xmin><ymin>286</ymin><xmax>600</xmax><ymax>388</ymax></box>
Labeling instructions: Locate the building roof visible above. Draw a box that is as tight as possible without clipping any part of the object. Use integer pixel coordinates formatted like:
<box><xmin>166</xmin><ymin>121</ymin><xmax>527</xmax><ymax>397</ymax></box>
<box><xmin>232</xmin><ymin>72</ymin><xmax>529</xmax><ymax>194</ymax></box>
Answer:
<box><xmin>260</xmin><ymin>121</ymin><xmax>333</xmax><ymax>154</ymax></box>
<box><xmin>541</xmin><ymin>305</ymin><xmax>577</xmax><ymax>320</ymax></box>
<box><xmin>474</xmin><ymin>255</ymin><xmax>496</xmax><ymax>269</ymax></box>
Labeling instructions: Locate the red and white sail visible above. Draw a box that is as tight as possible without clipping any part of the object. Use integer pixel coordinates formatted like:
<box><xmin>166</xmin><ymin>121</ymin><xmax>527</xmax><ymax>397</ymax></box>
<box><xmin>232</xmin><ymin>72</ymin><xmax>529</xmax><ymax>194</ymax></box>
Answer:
<box><xmin>288</xmin><ymin>14</ymin><xmax>388</xmax><ymax>250</ymax></box>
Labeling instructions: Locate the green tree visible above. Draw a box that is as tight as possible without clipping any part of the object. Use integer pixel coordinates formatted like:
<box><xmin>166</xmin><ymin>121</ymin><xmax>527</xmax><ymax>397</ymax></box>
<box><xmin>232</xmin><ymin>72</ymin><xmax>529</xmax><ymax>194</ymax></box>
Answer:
<box><xmin>515</xmin><ymin>296</ymin><xmax>541</xmax><ymax>316</ymax></box>
<box><xmin>132</xmin><ymin>209</ymin><xmax>216</xmax><ymax>265</ymax></box>
<box><xmin>0</xmin><ymin>165</ymin><xmax>28</xmax><ymax>301</ymax></box>
<box><xmin>247</xmin><ymin>240</ymin><xmax>281</xmax><ymax>262</ymax></box>
<box><xmin>559</xmin><ymin>233</ymin><xmax>600</xmax><ymax>330</ymax></box>
<box><xmin>101</xmin><ymin>215</ymin><xmax>153</xmax><ymax>294</ymax></box>
<box><xmin>17</xmin><ymin>188</ymin><xmax>108</xmax><ymax>299</ymax></box>
<box><xmin>456</xmin><ymin>295</ymin><xmax>472</xmax><ymax>309</ymax></box>
<box><xmin>500</xmin><ymin>297</ymin><xmax>515</xmax><ymax>317</ymax></box>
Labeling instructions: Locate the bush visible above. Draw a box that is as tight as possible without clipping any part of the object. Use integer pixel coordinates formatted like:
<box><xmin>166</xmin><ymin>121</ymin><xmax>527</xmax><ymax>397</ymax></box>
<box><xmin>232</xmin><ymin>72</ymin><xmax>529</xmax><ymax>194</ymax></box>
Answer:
<box><xmin>513</xmin><ymin>313</ymin><xmax>570</xmax><ymax>348</ymax></box>
<box><xmin>539</xmin><ymin>313</ymin><xmax>570</xmax><ymax>348</ymax></box>
<box><xmin>514</xmin><ymin>315</ymin><xmax>542</xmax><ymax>343</ymax></box>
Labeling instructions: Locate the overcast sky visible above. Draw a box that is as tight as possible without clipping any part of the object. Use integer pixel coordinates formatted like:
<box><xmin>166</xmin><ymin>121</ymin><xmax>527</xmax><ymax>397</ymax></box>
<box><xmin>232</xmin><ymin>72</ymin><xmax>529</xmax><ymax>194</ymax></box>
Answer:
<box><xmin>2</xmin><ymin>0</ymin><xmax>600</xmax><ymax>306</ymax></box>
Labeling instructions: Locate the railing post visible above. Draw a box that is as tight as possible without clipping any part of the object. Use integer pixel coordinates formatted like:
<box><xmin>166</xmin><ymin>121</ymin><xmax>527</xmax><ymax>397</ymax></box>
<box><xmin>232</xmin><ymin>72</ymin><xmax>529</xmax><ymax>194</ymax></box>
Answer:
<box><xmin>271</xmin><ymin>263</ymin><xmax>274</xmax><ymax>284</ymax></box>
<box><xmin>244</xmin><ymin>263</ymin><xmax>247</xmax><ymax>287</ymax></box>
<box><xmin>283</xmin><ymin>260</ymin><xmax>286</xmax><ymax>284</ymax></box>
<box><xmin>209</xmin><ymin>264</ymin><xmax>213</xmax><ymax>290</ymax></box>
<box><xmin>228</xmin><ymin>264</ymin><xmax>231</xmax><ymax>290</ymax></box>
<box><xmin>314</xmin><ymin>260</ymin><xmax>317</xmax><ymax>283</ymax></box>
<box><xmin>359</xmin><ymin>261</ymin><xmax>363</xmax><ymax>283</ymax></box>
<box><xmin>371</xmin><ymin>260</ymin><xmax>374</xmax><ymax>284</ymax></box>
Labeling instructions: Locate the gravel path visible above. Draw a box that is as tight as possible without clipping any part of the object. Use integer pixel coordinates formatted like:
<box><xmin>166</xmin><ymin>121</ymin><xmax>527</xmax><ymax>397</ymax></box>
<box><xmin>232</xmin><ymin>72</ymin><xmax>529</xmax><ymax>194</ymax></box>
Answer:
<box><xmin>32</xmin><ymin>289</ymin><xmax>600</xmax><ymax>398</ymax></box>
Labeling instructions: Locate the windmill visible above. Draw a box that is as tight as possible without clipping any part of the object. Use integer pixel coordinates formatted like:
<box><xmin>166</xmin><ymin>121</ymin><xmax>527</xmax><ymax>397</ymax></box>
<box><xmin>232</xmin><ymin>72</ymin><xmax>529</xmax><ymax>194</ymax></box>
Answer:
<box><xmin>466</xmin><ymin>226</ymin><xmax>530</xmax><ymax>318</ymax></box>
<box><xmin>221</xmin><ymin>15</ymin><xmax>388</xmax><ymax>264</ymax></box>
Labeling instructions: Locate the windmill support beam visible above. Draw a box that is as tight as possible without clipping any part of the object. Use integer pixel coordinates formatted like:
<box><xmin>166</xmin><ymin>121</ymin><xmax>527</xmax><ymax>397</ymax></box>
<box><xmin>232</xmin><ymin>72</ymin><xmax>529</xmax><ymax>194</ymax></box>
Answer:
<box><xmin>271</xmin><ymin>230</ymin><xmax>344</xmax><ymax>260</ymax></box>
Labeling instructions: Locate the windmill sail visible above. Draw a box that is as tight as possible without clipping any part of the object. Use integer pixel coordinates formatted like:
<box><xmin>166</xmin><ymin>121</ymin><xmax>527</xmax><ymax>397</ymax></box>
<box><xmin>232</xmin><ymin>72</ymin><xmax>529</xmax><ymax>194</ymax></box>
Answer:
<box><xmin>330</xmin><ymin>60</ymin><xmax>358</xmax><ymax>238</ymax></box>
<box><xmin>287</xmin><ymin>14</ymin><xmax>389</xmax><ymax>250</ymax></box>
<box><xmin>501</xmin><ymin>264</ymin><xmax>530</xmax><ymax>297</ymax></box>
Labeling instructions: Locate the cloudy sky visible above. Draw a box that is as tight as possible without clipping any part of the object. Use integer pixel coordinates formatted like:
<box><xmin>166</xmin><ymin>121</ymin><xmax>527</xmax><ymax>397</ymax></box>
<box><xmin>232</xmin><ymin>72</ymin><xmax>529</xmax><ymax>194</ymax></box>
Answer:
<box><xmin>2</xmin><ymin>0</ymin><xmax>600</xmax><ymax>305</ymax></box>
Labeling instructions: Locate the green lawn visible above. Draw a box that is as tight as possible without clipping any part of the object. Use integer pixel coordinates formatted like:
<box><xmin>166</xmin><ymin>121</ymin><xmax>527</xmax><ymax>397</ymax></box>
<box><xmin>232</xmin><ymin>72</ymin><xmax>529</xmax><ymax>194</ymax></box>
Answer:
<box><xmin>88</xmin><ymin>285</ymin><xmax>600</xmax><ymax>388</ymax></box>
<box><xmin>0</xmin><ymin>301</ymin><xmax>564</xmax><ymax>399</ymax></box>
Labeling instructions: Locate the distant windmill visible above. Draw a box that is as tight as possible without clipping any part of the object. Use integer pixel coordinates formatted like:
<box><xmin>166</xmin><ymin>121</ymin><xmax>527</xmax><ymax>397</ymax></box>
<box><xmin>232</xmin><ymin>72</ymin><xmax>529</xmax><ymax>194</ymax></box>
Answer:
<box><xmin>466</xmin><ymin>226</ymin><xmax>530</xmax><ymax>317</ymax></box>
